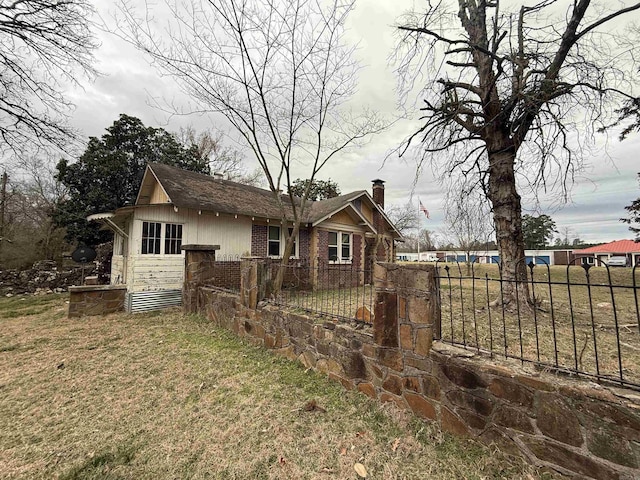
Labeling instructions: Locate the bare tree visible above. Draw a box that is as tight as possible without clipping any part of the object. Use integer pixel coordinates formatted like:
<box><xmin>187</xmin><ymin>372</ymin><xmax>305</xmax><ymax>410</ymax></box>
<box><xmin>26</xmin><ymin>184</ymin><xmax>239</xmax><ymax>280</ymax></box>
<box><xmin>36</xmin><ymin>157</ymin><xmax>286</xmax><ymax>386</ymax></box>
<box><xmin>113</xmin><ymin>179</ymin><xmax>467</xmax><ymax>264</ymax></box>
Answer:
<box><xmin>115</xmin><ymin>0</ymin><xmax>384</xmax><ymax>290</ymax></box>
<box><xmin>0</xmin><ymin>0</ymin><xmax>97</xmax><ymax>157</ymax></box>
<box><xmin>395</xmin><ymin>1</ymin><xmax>640</xmax><ymax>303</ymax></box>
<box><xmin>176</xmin><ymin>126</ymin><xmax>263</xmax><ymax>186</ymax></box>
<box><xmin>0</xmin><ymin>149</ymin><xmax>71</xmax><ymax>267</ymax></box>
<box><xmin>444</xmin><ymin>190</ymin><xmax>494</xmax><ymax>274</ymax></box>
<box><xmin>386</xmin><ymin>202</ymin><xmax>420</xmax><ymax>235</ymax></box>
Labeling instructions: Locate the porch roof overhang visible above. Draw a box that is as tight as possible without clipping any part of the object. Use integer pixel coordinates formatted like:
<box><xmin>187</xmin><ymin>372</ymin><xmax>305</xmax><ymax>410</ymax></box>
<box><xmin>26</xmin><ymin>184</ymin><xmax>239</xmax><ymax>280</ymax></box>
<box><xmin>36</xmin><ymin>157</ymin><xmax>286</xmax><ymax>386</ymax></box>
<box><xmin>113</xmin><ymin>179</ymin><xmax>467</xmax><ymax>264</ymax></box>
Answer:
<box><xmin>86</xmin><ymin>206</ymin><xmax>134</xmax><ymax>239</ymax></box>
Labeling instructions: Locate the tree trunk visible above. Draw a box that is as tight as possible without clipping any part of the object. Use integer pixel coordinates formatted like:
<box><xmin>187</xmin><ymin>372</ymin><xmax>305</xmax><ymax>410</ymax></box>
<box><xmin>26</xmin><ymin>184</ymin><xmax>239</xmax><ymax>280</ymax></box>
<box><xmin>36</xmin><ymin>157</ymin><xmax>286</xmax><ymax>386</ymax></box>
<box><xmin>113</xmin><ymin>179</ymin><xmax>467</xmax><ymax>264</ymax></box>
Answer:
<box><xmin>487</xmin><ymin>149</ymin><xmax>531</xmax><ymax>306</ymax></box>
<box><xmin>272</xmin><ymin>223</ymin><xmax>300</xmax><ymax>294</ymax></box>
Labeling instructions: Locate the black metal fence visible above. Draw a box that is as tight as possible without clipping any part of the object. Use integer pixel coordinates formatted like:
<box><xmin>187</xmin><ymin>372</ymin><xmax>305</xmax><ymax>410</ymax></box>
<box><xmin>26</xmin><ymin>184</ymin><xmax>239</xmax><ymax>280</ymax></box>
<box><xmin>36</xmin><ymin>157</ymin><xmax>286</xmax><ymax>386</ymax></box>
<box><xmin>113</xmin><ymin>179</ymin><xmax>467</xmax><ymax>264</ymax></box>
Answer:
<box><xmin>436</xmin><ymin>258</ymin><xmax>640</xmax><ymax>391</ymax></box>
<box><xmin>270</xmin><ymin>258</ymin><xmax>375</xmax><ymax>324</ymax></box>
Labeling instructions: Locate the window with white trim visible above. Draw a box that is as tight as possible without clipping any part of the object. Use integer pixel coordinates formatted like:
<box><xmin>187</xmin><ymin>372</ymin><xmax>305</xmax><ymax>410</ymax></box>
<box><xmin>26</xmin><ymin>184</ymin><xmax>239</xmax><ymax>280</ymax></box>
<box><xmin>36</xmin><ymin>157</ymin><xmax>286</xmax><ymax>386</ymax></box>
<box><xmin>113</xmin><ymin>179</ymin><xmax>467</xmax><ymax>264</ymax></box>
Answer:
<box><xmin>142</xmin><ymin>221</ymin><xmax>161</xmax><ymax>254</ymax></box>
<box><xmin>165</xmin><ymin>223</ymin><xmax>183</xmax><ymax>254</ymax></box>
<box><xmin>267</xmin><ymin>225</ymin><xmax>298</xmax><ymax>257</ymax></box>
<box><xmin>141</xmin><ymin>221</ymin><xmax>183</xmax><ymax>254</ymax></box>
<box><xmin>328</xmin><ymin>231</ymin><xmax>351</xmax><ymax>262</ymax></box>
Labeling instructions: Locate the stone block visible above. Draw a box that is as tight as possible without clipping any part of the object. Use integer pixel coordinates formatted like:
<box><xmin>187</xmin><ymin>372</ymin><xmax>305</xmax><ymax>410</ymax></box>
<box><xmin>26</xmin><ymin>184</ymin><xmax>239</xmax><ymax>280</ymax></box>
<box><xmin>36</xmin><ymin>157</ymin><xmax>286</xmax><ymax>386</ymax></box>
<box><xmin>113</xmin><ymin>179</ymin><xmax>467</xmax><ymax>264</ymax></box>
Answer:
<box><xmin>374</xmin><ymin>291</ymin><xmax>398</xmax><ymax>347</ymax></box>
<box><xmin>574</xmin><ymin>398</ymin><xmax>640</xmax><ymax>434</ymax></box>
<box><xmin>414</xmin><ymin>327</ymin><xmax>433</xmax><ymax>356</ymax></box>
<box><xmin>446</xmin><ymin>389</ymin><xmax>493</xmax><ymax>416</ymax></box>
<box><xmin>441</xmin><ymin>407</ymin><xmax>470</xmax><ymax>437</ymax></box>
<box><xmin>404</xmin><ymin>355</ymin><xmax>433</xmax><ymax>373</ymax></box>
<box><xmin>382</xmin><ymin>374</ymin><xmax>403</xmax><ymax>396</ymax></box>
<box><xmin>488</xmin><ymin>378</ymin><xmax>533</xmax><ymax>408</ymax></box>
<box><xmin>523</xmin><ymin>437</ymin><xmax>621</xmax><ymax>480</ymax></box>
<box><xmin>316</xmin><ymin>340</ymin><xmax>331</xmax><ymax>356</ymax></box>
<box><xmin>493</xmin><ymin>405</ymin><xmax>534</xmax><ymax>434</ymax></box>
<box><xmin>400</xmin><ymin>324</ymin><xmax>412</xmax><ymax>350</ymax></box>
<box><xmin>535</xmin><ymin>392</ymin><xmax>583</xmax><ymax>447</ymax></box>
<box><xmin>342</xmin><ymin>351</ymin><xmax>367</xmax><ymax>380</ymax></box>
<box><xmin>264</xmin><ymin>334</ymin><xmax>276</xmax><ymax>349</ymax></box>
<box><xmin>274</xmin><ymin>345</ymin><xmax>297</xmax><ymax>361</ymax></box>
<box><xmin>362</xmin><ymin>343</ymin><xmax>375</xmax><ymax>359</ymax></box>
<box><xmin>299</xmin><ymin>351</ymin><xmax>317</xmax><ymax>369</ymax></box>
<box><xmin>456</xmin><ymin>408</ymin><xmax>487</xmax><ymax>430</ymax></box>
<box><xmin>403</xmin><ymin>376</ymin><xmax>421</xmax><ymax>393</ymax></box>
<box><xmin>403</xmin><ymin>392</ymin><xmax>436</xmax><ymax>420</ymax></box>
<box><xmin>440</xmin><ymin>363</ymin><xmax>488</xmax><ymax>390</ymax></box>
<box><xmin>380</xmin><ymin>392</ymin><xmax>406</xmax><ymax>410</ymax></box>
<box><xmin>376</xmin><ymin>347</ymin><xmax>403</xmax><ymax>372</ymax></box>
<box><xmin>587</xmin><ymin>425</ymin><xmax>638</xmax><ymax>468</ymax></box>
<box><xmin>408</xmin><ymin>296</ymin><xmax>430</xmax><ymax>324</ymax></box>
<box><xmin>354</xmin><ymin>382</ymin><xmax>375</xmax><ymax>400</ymax></box>
<box><xmin>421</xmin><ymin>375</ymin><xmax>441</xmax><ymax>401</ymax></box>
<box><xmin>329</xmin><ymin>373</ymin><xmax>354</xmax><ymax>391</ymax></box>
<box><xmin>398</xmin><ymin>296</ymin><xmax>407</xmax><ymax>319</ymax></box>
<box><xmin>479</xmin><ymin>428</ymin><xmax>521</xmax><ymax>457</ymax></box>
<box><xmin>514</xmin><ymin>375</ymin><xmax>555</xmax><ymax>392</ymax></box>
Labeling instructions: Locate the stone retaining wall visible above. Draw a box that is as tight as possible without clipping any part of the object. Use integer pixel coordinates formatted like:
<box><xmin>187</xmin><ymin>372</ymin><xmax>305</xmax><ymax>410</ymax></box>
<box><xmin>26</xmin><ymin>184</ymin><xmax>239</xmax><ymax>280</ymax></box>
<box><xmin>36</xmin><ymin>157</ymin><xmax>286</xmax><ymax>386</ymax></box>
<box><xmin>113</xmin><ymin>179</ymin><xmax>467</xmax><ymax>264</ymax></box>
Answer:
<box><xmin>68</xmin><ymin>285</ymin><xmax>126</xmax><ymax>317</ymax></box>
<box><xmin>193</xmin><ymin>260</ymin><xmax>640</xmax><ymax>480</ymax></box>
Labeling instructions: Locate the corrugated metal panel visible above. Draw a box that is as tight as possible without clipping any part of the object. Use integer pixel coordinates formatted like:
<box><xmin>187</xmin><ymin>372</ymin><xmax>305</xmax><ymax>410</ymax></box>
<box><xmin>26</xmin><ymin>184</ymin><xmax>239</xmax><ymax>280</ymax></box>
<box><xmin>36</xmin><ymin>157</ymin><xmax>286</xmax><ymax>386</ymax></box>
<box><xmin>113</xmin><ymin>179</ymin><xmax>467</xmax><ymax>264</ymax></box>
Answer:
<box><xmin>126</xmin><ymin>289</ymin><xmax>182</xmax><ymax>313</ymax></box>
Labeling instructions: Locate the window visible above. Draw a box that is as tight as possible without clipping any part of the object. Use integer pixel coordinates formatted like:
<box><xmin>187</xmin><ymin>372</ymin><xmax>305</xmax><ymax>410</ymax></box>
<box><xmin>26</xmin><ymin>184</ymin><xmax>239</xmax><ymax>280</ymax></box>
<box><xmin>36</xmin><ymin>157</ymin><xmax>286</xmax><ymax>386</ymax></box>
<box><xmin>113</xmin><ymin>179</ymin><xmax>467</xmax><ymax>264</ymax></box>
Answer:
<box><xmin>141</xmin><ymin>221</ymin><xmax>183</xmax><ymax>254</ymax></box>
<box><xmin>268</xmin><ymin>226</ymin><xmax>281</xmax><ymax>256</ymax></box>
<box><xmin>328</xmin><ymin>231</ymin><xmax>351</xmax><ymax>262</ymax></box>
<box><xmin>142</xmin><ymin>221</ymin><xmax>161</xmax><ymax>254</ymax></box>
<box><xmin>267</xmin><ymin>225</ymin><xmax>298</xmax><ymax>257</ymax></box>
<box><xmin>165</xmin><ymin>223</ymin><xmax>183</xmax><ymax>254</ymax></box>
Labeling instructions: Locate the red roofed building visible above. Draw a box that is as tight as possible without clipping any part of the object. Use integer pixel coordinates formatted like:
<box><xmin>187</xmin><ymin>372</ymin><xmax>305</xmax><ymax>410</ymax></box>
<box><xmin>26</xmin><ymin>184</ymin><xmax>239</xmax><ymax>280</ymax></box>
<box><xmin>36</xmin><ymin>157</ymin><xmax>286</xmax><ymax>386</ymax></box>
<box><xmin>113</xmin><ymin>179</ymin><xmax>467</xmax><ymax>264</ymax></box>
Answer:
<box><xmin>574</xmin><ymin>240</ymin><xmax>640</xmax><ymax>267</ymax></box>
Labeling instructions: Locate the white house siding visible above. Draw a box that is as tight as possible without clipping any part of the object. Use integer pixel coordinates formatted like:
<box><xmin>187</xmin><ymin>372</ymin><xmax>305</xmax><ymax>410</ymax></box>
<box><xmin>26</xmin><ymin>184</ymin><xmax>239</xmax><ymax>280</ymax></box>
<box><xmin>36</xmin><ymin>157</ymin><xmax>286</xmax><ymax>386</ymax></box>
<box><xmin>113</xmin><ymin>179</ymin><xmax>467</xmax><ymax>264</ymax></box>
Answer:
<box><xmin>111</xmin><ymin>255</ymin><xmax>126</xmax><ymax>284</ymax></box>
<box><xmin>194</xmin><ymin>211</ymin><xmax>252</xmax><ymax>257</ymax></box>
<box><xmin>122</xmin><ymin>205</ymin><xmax>252</xmax><ymax>292</ymax></box>
<box><xmin>129</xmin><ymin>254</ymin><xmax>184</xmax><ymax>292</ymax></box>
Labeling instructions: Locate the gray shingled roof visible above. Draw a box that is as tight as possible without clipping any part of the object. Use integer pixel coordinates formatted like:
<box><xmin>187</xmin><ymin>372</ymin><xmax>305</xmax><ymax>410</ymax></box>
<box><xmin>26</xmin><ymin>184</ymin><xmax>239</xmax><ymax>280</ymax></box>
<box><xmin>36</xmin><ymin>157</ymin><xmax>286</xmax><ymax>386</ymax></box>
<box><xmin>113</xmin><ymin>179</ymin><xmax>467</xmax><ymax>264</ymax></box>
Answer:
<box><xmin>148</xmin><ymin>163</ymin><xmax>301</xmax><ymax>220</ymax></box>
<box><xmin>146</xmin><ymin>163</ymin><xmax>399</xmax><ymax>236</ymax></box>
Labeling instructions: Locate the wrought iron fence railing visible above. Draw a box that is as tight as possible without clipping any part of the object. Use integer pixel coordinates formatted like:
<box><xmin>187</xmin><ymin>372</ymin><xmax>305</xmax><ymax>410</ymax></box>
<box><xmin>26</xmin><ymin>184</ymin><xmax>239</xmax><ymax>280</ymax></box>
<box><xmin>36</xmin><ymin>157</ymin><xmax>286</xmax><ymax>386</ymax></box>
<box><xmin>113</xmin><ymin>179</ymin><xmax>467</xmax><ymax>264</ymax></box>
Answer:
<box><xmin>436</xmin><ymin>258</ymin><xmax>640</xmax><ymax>391</ymax></box>
<box><xmin>269</xmin><ymin>258</ymin><xmax>375</xmax><ymax>325</ymax></box>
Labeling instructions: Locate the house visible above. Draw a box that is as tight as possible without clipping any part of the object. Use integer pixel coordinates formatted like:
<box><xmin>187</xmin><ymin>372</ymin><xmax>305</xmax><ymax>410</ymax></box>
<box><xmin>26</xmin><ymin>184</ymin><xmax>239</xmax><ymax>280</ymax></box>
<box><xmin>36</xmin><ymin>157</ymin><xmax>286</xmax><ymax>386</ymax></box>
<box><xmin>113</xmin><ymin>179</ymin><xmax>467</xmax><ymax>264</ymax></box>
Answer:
<box><xmin>574</xmin><ymin>240</ymin><xmax>640</xmax><ymax>267</ymax></box>
<box><xmin>89</xmin><ymin>163</ymin><xmax>402</xmax><ymax>311</ymax></box>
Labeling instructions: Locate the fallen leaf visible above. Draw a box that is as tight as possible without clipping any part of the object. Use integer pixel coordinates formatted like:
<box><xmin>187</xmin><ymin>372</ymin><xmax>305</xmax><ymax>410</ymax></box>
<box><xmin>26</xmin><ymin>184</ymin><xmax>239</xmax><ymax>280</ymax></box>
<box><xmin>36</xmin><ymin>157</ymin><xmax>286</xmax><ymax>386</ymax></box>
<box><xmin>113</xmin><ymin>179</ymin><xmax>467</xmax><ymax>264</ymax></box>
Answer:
<box><xmin>354</xmin><ymin>463</ymin><xmax>367</xmax><ymax>478</ymax></box>
<box><xmin>340</xmin><ymin>447</ymin><xmax>347</xmax><ymax>455</ymax></box>
<box><xmin>391</xmin><ymin>438</ymin><xmax>400</xmax><ymax>452</ymax></box>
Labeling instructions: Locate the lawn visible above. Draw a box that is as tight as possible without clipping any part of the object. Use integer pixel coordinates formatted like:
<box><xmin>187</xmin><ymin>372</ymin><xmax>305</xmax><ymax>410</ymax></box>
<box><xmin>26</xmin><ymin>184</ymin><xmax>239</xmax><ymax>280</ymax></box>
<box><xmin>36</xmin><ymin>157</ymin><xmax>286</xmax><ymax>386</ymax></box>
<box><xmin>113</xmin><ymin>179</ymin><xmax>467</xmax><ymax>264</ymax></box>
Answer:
<box><xmin>0</xmin><ymin>294</ymin><xmax>552</xmax><ymax>479</ymax></box>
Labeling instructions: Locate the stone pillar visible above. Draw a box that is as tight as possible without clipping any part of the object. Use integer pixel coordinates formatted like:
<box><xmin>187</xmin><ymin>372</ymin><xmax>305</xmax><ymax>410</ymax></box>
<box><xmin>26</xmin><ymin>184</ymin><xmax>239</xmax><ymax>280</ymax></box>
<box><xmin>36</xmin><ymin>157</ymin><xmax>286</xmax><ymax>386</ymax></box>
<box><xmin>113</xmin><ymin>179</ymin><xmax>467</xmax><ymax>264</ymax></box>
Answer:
<box><xmin>182</xmin><ymin>244</ymin><xmax>220</xmax><ymax>313</ymax></box>
<box><xmin>373</xmin><ymin>262</ymin><xmax>440</xmax><ymax>366</ymax></box>
<box><xmin>373</xmin><ymin>262</ymin><xmax>402</xmax><ymax>371</ymax></box>
<box><xmin>240</xmin><ymin>257</ymin><xmax>271</xmax><ymax>309</ymax></box>
<box><xmin>395</xmin><ymin>263</ymin><xmax>439</xmax><ymax>356</ymax></box>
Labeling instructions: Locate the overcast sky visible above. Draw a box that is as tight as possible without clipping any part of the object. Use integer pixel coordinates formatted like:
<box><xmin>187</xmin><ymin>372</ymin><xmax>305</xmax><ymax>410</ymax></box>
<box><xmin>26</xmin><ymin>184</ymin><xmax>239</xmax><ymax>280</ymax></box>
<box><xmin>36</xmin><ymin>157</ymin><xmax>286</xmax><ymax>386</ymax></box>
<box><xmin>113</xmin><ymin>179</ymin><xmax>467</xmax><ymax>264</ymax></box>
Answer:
<box><xmin>63</xmin><ymin>0</ymin><xmax>640</xmax><ymax>245</ymax></box>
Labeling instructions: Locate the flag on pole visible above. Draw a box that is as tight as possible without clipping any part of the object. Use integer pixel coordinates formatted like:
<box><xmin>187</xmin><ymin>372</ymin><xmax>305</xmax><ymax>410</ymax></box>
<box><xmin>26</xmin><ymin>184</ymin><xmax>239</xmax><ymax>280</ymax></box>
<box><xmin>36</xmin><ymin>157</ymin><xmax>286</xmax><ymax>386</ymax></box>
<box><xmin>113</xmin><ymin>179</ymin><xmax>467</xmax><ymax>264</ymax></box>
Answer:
<box><xmin>419</xmin><ymin>201</ymin><xmax>430</xmax><ymax>219</ymax></box>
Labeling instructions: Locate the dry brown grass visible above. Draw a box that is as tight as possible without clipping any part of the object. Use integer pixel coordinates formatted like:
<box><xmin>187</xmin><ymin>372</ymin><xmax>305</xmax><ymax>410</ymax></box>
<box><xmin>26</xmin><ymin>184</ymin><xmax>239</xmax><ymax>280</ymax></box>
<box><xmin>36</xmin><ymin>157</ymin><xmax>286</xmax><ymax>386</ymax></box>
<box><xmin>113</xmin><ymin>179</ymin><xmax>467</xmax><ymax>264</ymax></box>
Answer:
<box><xmin>0</xmin><ymin>294</ymin><xmax>554</xmax><ymax>479</ymax></box>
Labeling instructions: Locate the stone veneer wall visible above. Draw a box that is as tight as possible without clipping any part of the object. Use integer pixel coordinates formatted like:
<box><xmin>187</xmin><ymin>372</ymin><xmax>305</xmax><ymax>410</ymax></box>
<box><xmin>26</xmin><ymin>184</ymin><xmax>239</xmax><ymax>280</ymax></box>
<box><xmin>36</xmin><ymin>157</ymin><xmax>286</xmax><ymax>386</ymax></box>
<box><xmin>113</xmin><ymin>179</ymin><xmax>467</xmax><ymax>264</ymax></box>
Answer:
<box><xmin>193</xmin><ymin>260</ymin><xmax>640</xmax><ymax>480</ymax></box>
<box><xmin>68</xmin><ymin>285</ymin><xmax>126</xmax><ymax>317</ymax></box>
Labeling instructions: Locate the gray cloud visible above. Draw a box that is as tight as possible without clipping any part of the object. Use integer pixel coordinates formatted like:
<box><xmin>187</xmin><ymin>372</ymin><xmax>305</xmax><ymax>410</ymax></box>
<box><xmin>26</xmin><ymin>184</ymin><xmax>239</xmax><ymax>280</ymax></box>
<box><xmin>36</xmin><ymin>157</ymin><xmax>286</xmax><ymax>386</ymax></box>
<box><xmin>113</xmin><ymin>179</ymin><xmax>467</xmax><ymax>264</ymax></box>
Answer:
<box><xmin>63</xmin><ymin>0</ymin><xmax>640</xmax><ymax>244</ymax></box>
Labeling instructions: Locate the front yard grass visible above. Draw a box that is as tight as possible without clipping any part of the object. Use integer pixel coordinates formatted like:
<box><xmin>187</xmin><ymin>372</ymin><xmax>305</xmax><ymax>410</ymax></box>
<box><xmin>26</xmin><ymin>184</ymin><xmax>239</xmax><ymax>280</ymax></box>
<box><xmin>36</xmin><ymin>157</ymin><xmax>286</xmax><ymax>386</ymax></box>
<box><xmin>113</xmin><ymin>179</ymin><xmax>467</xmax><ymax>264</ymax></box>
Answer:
<box><xmin>0</xmin><ymin>294</ymin><xmax>552</xmax><ymax>479</ymax></box>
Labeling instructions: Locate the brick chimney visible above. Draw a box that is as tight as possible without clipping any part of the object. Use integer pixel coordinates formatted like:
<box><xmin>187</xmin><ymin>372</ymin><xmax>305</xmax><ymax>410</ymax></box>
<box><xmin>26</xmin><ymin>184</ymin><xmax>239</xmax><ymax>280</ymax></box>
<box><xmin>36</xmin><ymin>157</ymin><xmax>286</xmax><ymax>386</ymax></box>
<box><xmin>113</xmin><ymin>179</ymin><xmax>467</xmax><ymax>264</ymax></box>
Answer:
<box><xmin>372</xmin><ymin>179</ymin><xmax>385</xmax><ymax>208</ymax></box>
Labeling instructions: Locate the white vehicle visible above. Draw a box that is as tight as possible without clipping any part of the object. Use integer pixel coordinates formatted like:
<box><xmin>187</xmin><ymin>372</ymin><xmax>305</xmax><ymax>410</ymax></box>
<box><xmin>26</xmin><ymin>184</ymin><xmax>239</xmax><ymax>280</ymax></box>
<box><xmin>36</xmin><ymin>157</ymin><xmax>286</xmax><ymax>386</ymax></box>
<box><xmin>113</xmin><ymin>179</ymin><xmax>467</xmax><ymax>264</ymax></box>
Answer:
<box><xmin>606</xmin><ymin>256</ymin><xmax>628</xmax><ymax>267</ymax></box>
